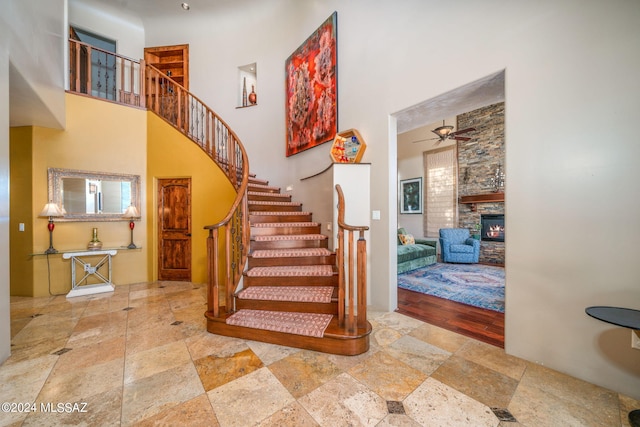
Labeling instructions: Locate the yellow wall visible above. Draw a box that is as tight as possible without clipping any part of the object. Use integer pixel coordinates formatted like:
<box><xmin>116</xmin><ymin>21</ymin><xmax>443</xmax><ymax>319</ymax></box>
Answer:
<box><xmin>9</xmin><ymin>94</ymin><xmax>236</xmax><ymax>296</ymax></box>
<box><xmin>10</xmin><ymin>94</ymin><xmax>148</xmax><ymax>296</ymax></box>
<box><xmin>146</xmin><ymin>113</ymin><xmax>236</xmax><ymax>283</ymax></box>
<box><xmin>9</xmin><ymin>127</ymin><xmax>34</xmax><ymax>296</ymax></box>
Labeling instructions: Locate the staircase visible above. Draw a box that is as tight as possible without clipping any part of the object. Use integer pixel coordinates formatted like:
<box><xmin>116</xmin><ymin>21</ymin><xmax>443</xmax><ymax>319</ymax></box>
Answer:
<box><xmin>205</xmin><ymin>176</ymin><xmax>371</xmax><ymax>356</ymax></box>
<box><xmin>67</xmin><ymin>38</ymin><xmax>370</xmax><ymax>356</ymax></box>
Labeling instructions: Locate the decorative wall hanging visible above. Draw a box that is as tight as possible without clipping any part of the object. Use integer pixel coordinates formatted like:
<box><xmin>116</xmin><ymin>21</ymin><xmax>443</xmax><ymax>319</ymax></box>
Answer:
<box><xmin>400</xmin><ymin>178</ymin><xmax>423</xmax><ymax>214</ymax></box>
<box><xmin>285</xmin><ymin>12</ymin><xmax>337</xmax><ymax>157</ymax></box>
<box><xmin>330</xmin><ymin>129</ymin><xmax>367</xmax><ymax>163</ymax></box>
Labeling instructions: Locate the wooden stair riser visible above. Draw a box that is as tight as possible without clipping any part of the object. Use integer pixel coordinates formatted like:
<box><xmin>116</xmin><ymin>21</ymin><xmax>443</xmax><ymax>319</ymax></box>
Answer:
<box><xmin>248</xmin><ymin>193</ymin><xmax>292</xmax><ymax>202</ymax></box>
<box><xmin>250</xmin><ymin>213</ymin><xmax>313</xmax><ymax>223</ymax></box>
<box><xmin>249</xmin><ymin>204</ymin><xmax>302</xmax><ymax>212</ymax></box>
<box><xmin>248</xmin><ymin>254</ymin><xmax>336</xmax><ymax>268</ymax></box>
<box><xmin>251</xmin><ymin>225</ymin><xmax>321</xmax><ymax>236</ymax></box>
<box><xmin>235</xmin><ymin>299</ymin><xmax>338</xmax><ymax>314</ymax></box>
<box><xmin>248</xmin><ymin>178</ymin><xmax>269</xmax><ymax>185</ymax></box>
<box><xmin>250</xmin><ymin>239</ymin><xmax>329</xmax><ymax>250</ymax></box>
<box><xmin>243</xmin><ymin>274</ymin><xmax>338</xmax><ymax>287</ymax></box>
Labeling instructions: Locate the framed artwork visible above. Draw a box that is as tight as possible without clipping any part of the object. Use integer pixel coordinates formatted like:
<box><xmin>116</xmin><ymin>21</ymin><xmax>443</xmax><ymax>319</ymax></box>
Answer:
<box><xmin>400</xmin><ymin>178</ymin><xmax>423</xmax><ymax>214</ymax></box>
<box><xmin>285</xmin><ymin>12</ymin><xmax>338</xmax><ymax>157</ymax></box>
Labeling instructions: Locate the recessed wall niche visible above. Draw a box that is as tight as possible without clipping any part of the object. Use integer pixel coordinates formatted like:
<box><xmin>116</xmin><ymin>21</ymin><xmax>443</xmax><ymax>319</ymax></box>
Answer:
<box><xmin>237</xmin><ymin>63</ymin><xmax>257</xmax><ymax>108</ymax></box>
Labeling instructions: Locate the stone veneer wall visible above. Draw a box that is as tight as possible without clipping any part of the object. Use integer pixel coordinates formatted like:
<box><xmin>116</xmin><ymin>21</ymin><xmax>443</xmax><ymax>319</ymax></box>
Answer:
<box><xmin>457</xmin><ymin>102</ymin><xmax>505</xmax><ymax>265</ymax></box>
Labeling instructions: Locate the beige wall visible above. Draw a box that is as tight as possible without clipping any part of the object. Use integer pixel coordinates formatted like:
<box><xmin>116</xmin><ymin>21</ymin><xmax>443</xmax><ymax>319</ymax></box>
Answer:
<box><xmin>146</xmin><ymin>113</ymin><xmax>237</xmax><ymax>284</ymax></box>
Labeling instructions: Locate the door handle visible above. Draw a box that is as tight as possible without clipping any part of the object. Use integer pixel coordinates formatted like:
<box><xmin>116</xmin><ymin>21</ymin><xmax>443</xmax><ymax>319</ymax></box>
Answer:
<box><xmin>185</xmin><ymin>233</ymin><xmax>191</xmax><ymax>236</ymax></box>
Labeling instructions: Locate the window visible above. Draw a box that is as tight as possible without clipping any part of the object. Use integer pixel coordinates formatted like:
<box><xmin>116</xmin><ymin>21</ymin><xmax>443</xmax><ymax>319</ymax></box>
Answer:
<box><xmin>70</xmin><ymin>27</ymin><xmax>117</xmax><ymax>100</ymax></box>
<box><xmin>423</xmin><ymin>146</ymin><xmax>457</xmax><ymax>237</ymax></box>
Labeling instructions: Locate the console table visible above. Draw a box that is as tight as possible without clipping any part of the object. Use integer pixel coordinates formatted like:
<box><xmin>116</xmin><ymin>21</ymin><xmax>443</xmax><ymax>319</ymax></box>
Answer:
<box><xmin>62</xmin><ymin>250</ymin><xmax>117</xmax><ymax>298</ymax></box>
<box><xmin>585</xmin><ymin>306</ymin><xmax>640</xmax><ymax>427</ymax></box>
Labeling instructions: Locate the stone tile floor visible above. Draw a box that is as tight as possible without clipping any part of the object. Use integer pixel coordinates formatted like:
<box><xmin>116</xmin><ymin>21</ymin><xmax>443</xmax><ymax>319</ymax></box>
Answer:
<box><xmin>1</xmin><ymin>281</ymin><xmax>638</xmax><ymax>426</ymax></box>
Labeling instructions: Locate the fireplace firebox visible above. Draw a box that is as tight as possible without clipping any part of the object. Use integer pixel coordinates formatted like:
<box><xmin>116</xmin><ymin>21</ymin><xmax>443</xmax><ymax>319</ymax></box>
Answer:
<box><xmin>481</xmin><ymin>214</ymin><xmax>505</xmax><ymax>242</ymax></box>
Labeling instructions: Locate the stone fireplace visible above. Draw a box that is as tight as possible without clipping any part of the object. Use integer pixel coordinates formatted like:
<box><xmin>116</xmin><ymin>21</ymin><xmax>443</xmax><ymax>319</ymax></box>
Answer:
<box><xmin>456</xmin><ymin>102</ymin><xmax>505</xmax><ymax>265</ymax></box>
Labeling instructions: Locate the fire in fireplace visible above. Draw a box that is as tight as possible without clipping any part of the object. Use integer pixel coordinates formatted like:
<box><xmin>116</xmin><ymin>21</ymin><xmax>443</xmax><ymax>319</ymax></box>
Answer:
<box><xmin>481</xmin><ymin>214</ymin><xmax>505</xmax><ymax>242</ymax></box>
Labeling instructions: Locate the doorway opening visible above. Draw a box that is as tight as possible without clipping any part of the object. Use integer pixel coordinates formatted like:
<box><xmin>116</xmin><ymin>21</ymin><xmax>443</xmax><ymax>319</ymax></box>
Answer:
<box><xmin>393</xmin><ymin>70</ymin><xmax>506</xmax><ymax>347</ymax></box>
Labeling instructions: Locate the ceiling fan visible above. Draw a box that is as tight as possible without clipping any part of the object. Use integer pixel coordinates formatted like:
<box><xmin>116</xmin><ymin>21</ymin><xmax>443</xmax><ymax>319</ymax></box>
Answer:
<box><xmin>411</xmin><ymin>120</ymin><xmax>476</xmax><ymax>144</ymax></box>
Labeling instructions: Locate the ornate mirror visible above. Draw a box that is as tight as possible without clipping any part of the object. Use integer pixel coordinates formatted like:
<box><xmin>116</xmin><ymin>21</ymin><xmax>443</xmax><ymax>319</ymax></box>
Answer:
<box><xmin>48</xmin><ymin>168</ymin><xmax>140</xmax><ymax>221</ymax></box>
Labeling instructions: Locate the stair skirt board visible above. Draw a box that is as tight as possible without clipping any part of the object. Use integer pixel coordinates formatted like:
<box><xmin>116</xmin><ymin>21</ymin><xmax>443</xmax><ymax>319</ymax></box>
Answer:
<box><xmin>251</xmin><ymin>248</ymin><xmax>332</xmax><ymax>258</ymax></box>
<box><xmin>246</xmin><ymin>265</ymin><xmax>334</xmax><ymax>277</ymax></box>
<box><xmin>227</xmin><ymin>309</ymin><xmax>332</xmax><ymax>338</ymax></box>
<box><xmin>237</xmin><ymin>285</ymin><xmax>334</xmax><ymax>303</ymax></box>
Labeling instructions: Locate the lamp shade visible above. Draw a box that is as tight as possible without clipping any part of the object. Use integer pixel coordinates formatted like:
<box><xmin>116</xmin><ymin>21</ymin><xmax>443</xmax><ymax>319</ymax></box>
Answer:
<box><xmin>39</xmin><ymin>202</ymin><xmax>63</xmax><ymax>217</ymax></box>
<box><xmin>123</xmin><ymin>205</ymin><xmax>140</xmax><ymax>219</ymax></box>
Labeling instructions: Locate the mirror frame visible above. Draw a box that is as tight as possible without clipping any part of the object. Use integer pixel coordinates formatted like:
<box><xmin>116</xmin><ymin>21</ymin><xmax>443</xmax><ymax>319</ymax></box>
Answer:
<box><xmin>48</xmin><ymin>168</ymin><xmax>141</xmax><ymax>222</ymax></box>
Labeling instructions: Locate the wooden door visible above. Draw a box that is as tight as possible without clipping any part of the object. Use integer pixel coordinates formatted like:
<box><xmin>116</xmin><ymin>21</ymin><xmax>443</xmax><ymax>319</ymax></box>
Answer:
<box><xmin>158</xmin><ymin>178</ymin><xmax>191</xmax><ymax>281</ymax></box>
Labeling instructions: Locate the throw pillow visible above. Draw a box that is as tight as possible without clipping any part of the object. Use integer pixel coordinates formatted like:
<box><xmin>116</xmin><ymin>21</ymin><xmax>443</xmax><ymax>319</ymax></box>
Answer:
<box><xmin>399</xmin><ymin>233</ymin><xmax>415</xmax><ymax>245</ymax></box>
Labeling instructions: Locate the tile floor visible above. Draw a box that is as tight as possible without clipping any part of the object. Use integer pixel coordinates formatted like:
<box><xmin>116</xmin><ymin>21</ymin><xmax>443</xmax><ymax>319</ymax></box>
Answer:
<box><xmin>2</xmin><ymin>281</ymin><xmax>638</xmax><ymax>426</ymax></box>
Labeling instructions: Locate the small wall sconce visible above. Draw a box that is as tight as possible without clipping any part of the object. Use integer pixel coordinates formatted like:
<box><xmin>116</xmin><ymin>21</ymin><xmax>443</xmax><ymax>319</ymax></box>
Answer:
<box><xmin>39</xmin><ymin>202</ymin><xmax>63</xmax><ymax>254</ymax></box>
<box><xmin>123</xmin><ymin>205</ymin><xmax>140</xmax><ymax>249</ymax></box>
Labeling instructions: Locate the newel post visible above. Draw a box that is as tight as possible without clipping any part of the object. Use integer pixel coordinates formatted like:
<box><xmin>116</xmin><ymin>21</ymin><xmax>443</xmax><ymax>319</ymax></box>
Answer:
<box><xmin>207</xmin><ymin>228</ymin><xmax>219</xmax><ymax>317</ymax></box>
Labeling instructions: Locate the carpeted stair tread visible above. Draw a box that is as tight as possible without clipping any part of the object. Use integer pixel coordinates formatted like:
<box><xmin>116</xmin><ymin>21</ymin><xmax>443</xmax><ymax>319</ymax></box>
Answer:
<box><xmin>246</xmin><ymin>265</ymin><xmax>334</xmax><ymax>277</ymax></box>
<box><xmin>248</xmin><ymin>191</ymin><xmax>291</xmax><ymax>198</ymax></box>
<box><xmin>237</xmin><ymin>286</ymin><xmax>334</xmax><ymax>303</ymax></box>
<box><xmin>226</xmin><ymin>309</ymin><xmax>333</xmax><ymax>338</ymax></box>
<box><xmin>249</xmin><ymin>183</ymin><xmax>280</xmax><ymax>190</ymax></box>
<box><xmin>252</xmin><ymin>222</ymin><xmax>318</xmax><ymax>228</ymax></box>
<box><xmin>249</xmin><ymin>200</ymin><xmax>301</xmax><ymax>206</ymax></box>
<box><xmin>253</xmin><ymin>234</ymin><xmax>327</xmax><ymax>241</ymax></box>
<box><xmin>250</xmin><ymin>211</ymin><xmax>312</xmax><ymax>216</ymax></box>
<box><xmin>251</xmin><ymin>248</ymin><xmax>332</xmax><ymax>258</ymax></box>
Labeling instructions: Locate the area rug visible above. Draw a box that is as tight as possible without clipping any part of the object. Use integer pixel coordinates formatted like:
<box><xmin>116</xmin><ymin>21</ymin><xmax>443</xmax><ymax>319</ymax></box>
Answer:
<box><xmin>398</xmin><ymin>263</ymin><xmax>505</xmax><ymax>313</ymax></box>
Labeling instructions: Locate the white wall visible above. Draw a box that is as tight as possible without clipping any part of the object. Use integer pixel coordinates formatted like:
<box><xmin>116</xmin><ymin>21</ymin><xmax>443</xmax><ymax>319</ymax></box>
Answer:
<box><xmin>3</xmin><ymin>0</ymin><xmax>66</xmax><ymax>129</ymax></box>
<box><xmin>48</xmin><ymin>0</ymin><xmax>640</xmax><ymax>399</ymax></box>
<box><xmin>148</xmin><ymin>0</ymin><xmax>640</xmax><ymax>398</ymax></box>
<box><xmin>0</xmin><ymin>28</ymin><xmax>11</xmax><ymax>364</ymax></box>
<box><xmin>68</xmin><ymin>0</ymin><xmax>145</xmax><ymax>60</ymax></box>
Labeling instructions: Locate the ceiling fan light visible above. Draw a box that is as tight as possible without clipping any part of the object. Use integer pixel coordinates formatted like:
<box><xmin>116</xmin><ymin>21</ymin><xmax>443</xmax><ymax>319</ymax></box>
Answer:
<box><xmin>433</xmin><ymin>125</ymin><xmax>454</xmax><ymax>136</ymax></box>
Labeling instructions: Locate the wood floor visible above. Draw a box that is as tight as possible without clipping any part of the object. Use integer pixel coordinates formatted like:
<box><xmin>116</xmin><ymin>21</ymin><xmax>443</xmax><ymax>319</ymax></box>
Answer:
<box><xmin>396</xmin><ymin>288</ymin><xmax>505</xmax><ymax>348</ymax></box>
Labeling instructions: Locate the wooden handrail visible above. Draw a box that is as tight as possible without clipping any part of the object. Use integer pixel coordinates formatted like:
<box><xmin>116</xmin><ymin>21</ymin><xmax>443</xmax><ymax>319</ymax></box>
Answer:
<box><xmin>335</xmin><ymin>185</ymin><xmax>369</xmax><ymax>332</ymax></box>
<box><xmin>68</xmin><ymin>38</ymin><xmax>250</xmax><ymax>320</ymax></box>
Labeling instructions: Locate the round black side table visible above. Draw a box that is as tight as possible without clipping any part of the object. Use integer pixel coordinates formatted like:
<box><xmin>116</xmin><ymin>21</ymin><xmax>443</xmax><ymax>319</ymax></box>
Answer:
<box><xmin>585</xmin><ymin>306</ymin><xmax>640</xmax><ymax>427</ymax></box>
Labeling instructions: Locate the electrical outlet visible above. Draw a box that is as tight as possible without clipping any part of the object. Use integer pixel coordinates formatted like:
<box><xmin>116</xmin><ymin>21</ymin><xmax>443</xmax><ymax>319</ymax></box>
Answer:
<box><xmin>372</xmin><ymin>210</ymin><xmax>381</xmax><ymax>220</ymax></box>
<box><xmin>327</xmin><ymin>222</ymin><xmax>332</xmax><ymax>231</ymax></box>
<box><xmin>632</xmin><ymin>330</ymin><xmax>640</xmax><ymax>350</ymax></box>
<box><xmin>19</xmin><ymin>223</ymin><xmax>25</xmax><ymax>232</ymax></box>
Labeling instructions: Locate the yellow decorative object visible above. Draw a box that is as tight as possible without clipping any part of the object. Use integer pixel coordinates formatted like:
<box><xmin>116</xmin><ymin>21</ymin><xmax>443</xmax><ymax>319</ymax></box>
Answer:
<box><xmin>330</xmin><ymin>129</ymin><xmax>366</xmax><ymax>164</ymax></box>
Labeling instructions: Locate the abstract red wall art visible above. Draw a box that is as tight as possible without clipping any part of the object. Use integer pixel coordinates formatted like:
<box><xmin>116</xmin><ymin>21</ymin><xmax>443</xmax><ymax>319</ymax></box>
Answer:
<box><xmin>285</xmin><ymin>12</ymin><xmax>337</xmax><ymax>157</ymax></box>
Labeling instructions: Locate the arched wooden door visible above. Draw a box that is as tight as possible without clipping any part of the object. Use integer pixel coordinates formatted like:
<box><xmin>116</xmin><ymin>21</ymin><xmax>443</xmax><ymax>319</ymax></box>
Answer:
<box><xmin>157</xmin><ymin>178</ymin><xmax>191</xmax><ymax>281</ymax></box>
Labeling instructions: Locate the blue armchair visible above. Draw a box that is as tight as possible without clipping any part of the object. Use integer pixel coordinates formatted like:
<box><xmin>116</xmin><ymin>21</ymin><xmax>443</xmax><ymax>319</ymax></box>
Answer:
<box><xmin>439</xmin><ymin>228</ymin><xmax>480</xmax><ymax>263</ymax></box>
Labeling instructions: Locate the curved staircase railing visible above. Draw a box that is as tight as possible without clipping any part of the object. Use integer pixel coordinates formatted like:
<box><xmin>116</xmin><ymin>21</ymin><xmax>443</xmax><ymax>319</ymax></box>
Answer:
<box><xmin>68</xmin><ymin>38</ymin><xmax>250</xmax><ymax>319</ymax></box>
<box><xmin>143</xmin><ymin>64</ymin><xmax>250</xmax><ymax>319</ymax></box>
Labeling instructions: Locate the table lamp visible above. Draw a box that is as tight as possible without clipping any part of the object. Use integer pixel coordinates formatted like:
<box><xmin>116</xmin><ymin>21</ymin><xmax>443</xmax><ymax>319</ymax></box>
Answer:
<box><xmin>39</xmin><ymin>202</ymin><xmax>63</xmax><ymax>254</ymax></box>
<box><xmin>123</xmin><ymin>205</ymin><xmax>140</xmax><ymax>249</ymax></box>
